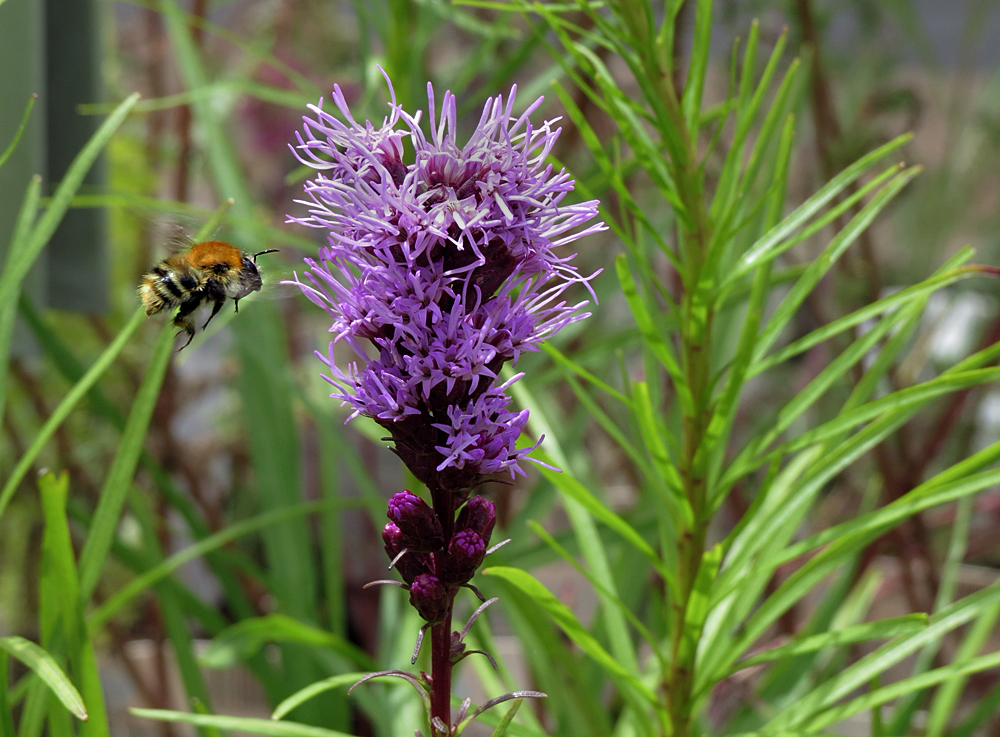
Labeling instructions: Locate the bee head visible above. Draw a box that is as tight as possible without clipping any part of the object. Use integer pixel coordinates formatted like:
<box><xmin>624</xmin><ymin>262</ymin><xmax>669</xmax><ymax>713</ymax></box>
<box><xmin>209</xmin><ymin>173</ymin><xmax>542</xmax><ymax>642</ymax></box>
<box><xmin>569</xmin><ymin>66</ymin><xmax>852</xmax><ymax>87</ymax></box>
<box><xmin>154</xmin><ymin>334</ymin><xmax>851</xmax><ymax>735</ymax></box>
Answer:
<box><xmin>233</xmin><ymin>249</ymin><xmax>279</xmax><ymax>299</ymax></box>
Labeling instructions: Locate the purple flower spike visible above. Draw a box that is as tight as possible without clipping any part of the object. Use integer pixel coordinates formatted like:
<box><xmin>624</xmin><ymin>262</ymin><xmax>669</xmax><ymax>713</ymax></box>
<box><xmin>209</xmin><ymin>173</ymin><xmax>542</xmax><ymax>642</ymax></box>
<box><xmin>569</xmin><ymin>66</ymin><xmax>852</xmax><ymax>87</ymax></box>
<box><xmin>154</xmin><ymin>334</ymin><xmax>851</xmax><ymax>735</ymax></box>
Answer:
<box><xmin>289</xmin><ymin>70</ymin><xmax>605</xmax><ymax>489</ymax></box>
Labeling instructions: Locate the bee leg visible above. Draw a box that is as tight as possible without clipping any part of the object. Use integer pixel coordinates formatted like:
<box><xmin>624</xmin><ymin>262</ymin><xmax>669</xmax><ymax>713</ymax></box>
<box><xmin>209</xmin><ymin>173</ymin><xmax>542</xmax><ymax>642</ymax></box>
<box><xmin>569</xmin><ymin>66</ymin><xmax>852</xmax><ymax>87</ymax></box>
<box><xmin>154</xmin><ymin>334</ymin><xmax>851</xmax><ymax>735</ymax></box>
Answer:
<box><xmin>202</xmin><ymin>298</ymin><xmax>226</xmax><ymax>330</ymax></box>
<box><xmin>233</xmin><ymin>297</ymin><xmax>240</xmax><ymax>314</ymax></box>
<box><xmin>175</xmin><ymin>321</ymin><xmax>197</xmax><ymax>351</ymax></box>
<box><xmin>173</xmin><ymin>297</ymin><xmax>202</xmax><ymax>351</ymax></box>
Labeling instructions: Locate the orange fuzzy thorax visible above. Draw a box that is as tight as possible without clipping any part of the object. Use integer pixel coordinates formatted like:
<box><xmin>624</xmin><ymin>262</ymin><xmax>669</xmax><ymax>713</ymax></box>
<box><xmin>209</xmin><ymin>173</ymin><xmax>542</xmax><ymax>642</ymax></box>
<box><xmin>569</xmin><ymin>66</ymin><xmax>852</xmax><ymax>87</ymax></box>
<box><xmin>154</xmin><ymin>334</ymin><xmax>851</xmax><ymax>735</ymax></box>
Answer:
<box><xmin>186</xmin><ymin>241</ymin><xmax>242</xmax><ymax>271</ymax></box>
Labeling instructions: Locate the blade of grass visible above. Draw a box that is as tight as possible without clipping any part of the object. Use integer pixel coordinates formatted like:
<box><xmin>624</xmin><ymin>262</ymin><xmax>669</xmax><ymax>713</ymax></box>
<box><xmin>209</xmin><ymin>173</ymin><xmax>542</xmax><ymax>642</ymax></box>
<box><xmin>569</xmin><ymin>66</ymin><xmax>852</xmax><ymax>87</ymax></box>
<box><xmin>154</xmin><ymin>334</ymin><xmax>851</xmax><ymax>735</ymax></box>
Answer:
<box><xmin>37</xmin><ymin>472</ymin><xmax>109</xmax><ymax>737</ymax></box>
<box><xmin>0</xmin><ymin>174</ymin><xmax>41</xmax><ymax>422</ymax></box>
<box><xmin>0</xmin><ymin>93</ymin><xmax>138</xmax><ymax>313</ymax></box>
<box><xmin>758</xmin><ymin>573</ymin><xmax>1000</xmax><ymax>731</ymax></box>
<box><xmin>271</xmin><ymin>674</ymin><xmax>369</xmax><ymax>722</ymax></box>
<box><xmin>726</xmin><ymin>615</ymin><xmax>927</xmax><ymax>674</ymax></box>
<box><xmin>76</xmin><ymin>323</ymin><xmax>174</xmax><ymax>601</ymax></box>
<box><xmin>924</xmin><ymin>592</ymin><xmax>1000</xmax><ymax>737</ymax></box>
<box><xmin>0</xmin><ymin>307</ymin><xmax>145</xmax><ymax>523</ymax></box>
<box><xmin>0</xmin><ymin>638</ymin><xmax>85</xmax><ymax>722</ymax></box>
<box><xmin>718</xmin><ymin>134</ymin><xmax>912</xmax><ymax>293</ymax></box>
<box><xmin>87</xmin><ymin>499</ymin><xmax>349</xmax><ymax>631</ymax></box>
<box><xmin>0</xmin><ymin>651</ymin><xmax>13</xmax><ymax>737</ymax></box>
<box><xmin>131</xmin><ymin>709</ymin><xmax>355</xmax><ymax>737</ymax></box>
<box><xmin>526</xmin><ymin>520</ymin><xmax>666</xmax><ymax>674</ymax></box>
<box><xmin>160</xmin><ymin>13</ymin><xmax>323</xmax><ymax>719</ymax></box>
<box><xmin>483</xmin><ymin>567</ymin><xmax>656</xmax><ymax>706</ymax></box>
<box><xmin>0</xmin><ymin>94</ymin><xmax>37</xmax><ymax>169</ymax></box>
<box><xmin>199</xmin><ymin>615</ymin><xmax>375</xmax><ymax>671</ymax></box>
<box><xmin>802</xmin><ymin>648</ymin><xmax>1000</xmax><ymax>732</ymax></box>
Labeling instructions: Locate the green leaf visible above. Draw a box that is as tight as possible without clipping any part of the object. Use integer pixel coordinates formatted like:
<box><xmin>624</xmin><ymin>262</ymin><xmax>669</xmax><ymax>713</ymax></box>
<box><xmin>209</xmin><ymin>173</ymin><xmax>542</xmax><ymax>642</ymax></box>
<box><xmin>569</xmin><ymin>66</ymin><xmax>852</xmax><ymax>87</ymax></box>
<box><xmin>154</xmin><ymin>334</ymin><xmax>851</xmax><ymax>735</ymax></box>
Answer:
<box><xmin>631</xmin><ymin>381</ymin><xmax>685</xmax><ymax>493</ymax></box>
<box><xmin>779</xmin><ymin>466</ymin><xmax>1000</xmax><ymax>568</ymax></box>
<box><xmin>750</xmin><ymin>165</ymin><xmax>920</xmax><ymax>364</ymax></box>
<box><xmin>924</xmin><ymin>581</ymin><xmax>1000</xmax><ymax>737</ymax></box>
<box><xmin>527</xmin><ymin>520</ymin><xmax>666</xmax><ymax>675</ymax></box>
<box><xmin>0</xmin><ymin>174</ymin><xmax>42</xmax><ymax>423</ymax></box>
<box><xmin>483</xmin><ymin>567</ymin><xmax>657</xmax><ymax>706</ymax></box>
<box><xmin>0</xmin><ymin>93</ymin><xmax>139</xmax><ymax>314</ymax></box>
<box><xmin>0</xmin><ymin>651</ymin><xmax>13</xmax><ymax>737</ymax></box>
<box><xmin>37</xmin><ymin>472</ymin><xmax>110</xmax><ymax>737</ymax></box>
<box><xmin>617</xmin><ymin>255</ymin><xmax>694</xmax><ymax>414</ymax></box>
<box><xmin>271</xmin><ymin>674</ymin><xmax>370</xmax><ymax>721</ymax></box>
<box><xmin>131</xmin><ymin>709</ymin><xmax>354</xmax><ymax>737</ymax></box>
<box><xmin>719</xmin><ymin>135</ymin><xmax>912</xmax><ymax>291</ymax></box>
<box><xmin>680</xmin><ymin>0</ymin><xmax>712</xmax><ymax>133</ymax></box>
<box><xmin>0</xmin><ymin>94</ymin><xmax>37</xmax><ymax>169</ymax></box>
<box><xmin>728</xmin><ymin>615</ymin><xmax>928</xmax><ymax>674</ymax></box>
<box><xmin>533</xmin><ymin>465</ymin><xmax>674</xmax><ymax>586</ymax></box>
<box><xmin>0</xmin><ymin>308</ymin><xmax>145</xmax><ymax>523</ymax></box>
<box><xmin>87</xmin><ymin>500</ymin><xmax>341</xmax><ymax>631</ymax></box>
<box><xmin>679</xmin><ymin>544</ymin><xmax>722</xmax><ymax>666</ymax></box>
<box><xmin>200</xmin><ymin>616</ymin><xmax>375</xmax><ymax>671</ymax></box>
<box><xmin>749</xmin><ymin>258</ymin><xmax>977</xmax><ymax>376</ymax></box>
<box><xmin>508</xmin><ymin>378</ymin><xmax>659</xmax><ymax>733</ymax></box>
<box><xmin>77</xmin><ymin>323</ymin><xmax>174</xmax><ymax>601</ymax></box>
<box><xmin>0</xmin><ymin>638</ymin><xmax>86</xmax><ymax>722</ymax></box>
<box><xmin>803</xmin><ymin>648</ymin><xmax>1000</xmax><ymax>732</ymax></box>
<box><xmin>488</xmin><ymin>698</ymin><xmax>523</xmax><ymax>737</ymax></box>
<box><xmin>761</xmin><ymin>579</ymin><xmax>1000</xmax><ymax>731</ymax></box>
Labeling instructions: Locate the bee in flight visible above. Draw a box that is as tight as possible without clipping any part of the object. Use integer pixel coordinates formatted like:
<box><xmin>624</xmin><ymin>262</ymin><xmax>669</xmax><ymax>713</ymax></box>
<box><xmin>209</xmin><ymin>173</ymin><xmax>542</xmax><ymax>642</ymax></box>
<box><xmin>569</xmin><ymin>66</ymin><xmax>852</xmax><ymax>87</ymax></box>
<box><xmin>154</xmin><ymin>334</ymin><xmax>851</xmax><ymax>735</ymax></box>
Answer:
<box><xmin>139</xmin><ymin>241</ymin><xmax>279</xmax><ymax>350</ymax></box>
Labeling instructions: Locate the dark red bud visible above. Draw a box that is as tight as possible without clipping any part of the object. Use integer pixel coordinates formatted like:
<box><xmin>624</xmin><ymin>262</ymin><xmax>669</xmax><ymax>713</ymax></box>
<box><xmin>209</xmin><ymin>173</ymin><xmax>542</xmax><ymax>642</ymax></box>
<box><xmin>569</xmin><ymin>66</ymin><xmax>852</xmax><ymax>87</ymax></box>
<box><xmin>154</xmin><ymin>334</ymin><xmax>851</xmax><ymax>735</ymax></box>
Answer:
<box><xmin>382</xmin><ymin>522</ymin><xmax>404</xmax><ymax>555</ymax></box>
<box><xmin>382</xmin><ymin>523</ymin><xmax>432</xmax><ymax>585</ymax></box>
<box><xmin>387</xmin><ymin>490</ymin><xmax>443</xmax><ymax>552</ymax></box>
<box><xmin>441</xmin><ymin>529</ymin><xmax>486</xmax><ymax>585</ymax></box>
<box><xmin>409</xmin><ymin>574</ymin><xmax>450</xmax><ymax>624</ymax></box>
<box><xmin>455</xmin><ymin>497</ymin><xmax>496</xmax><ymax>546</ymax></box>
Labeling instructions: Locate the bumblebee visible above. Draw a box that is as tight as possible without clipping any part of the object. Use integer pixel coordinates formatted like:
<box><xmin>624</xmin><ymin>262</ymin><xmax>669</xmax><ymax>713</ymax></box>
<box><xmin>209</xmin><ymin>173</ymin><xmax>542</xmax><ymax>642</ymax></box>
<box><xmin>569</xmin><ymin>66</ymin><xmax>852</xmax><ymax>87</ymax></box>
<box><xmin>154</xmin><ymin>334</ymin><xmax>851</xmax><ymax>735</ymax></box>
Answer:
<box><xmin>139</xmin><ymin>241</ymin><xmax>279</xmax><ymax>350</ymax></box>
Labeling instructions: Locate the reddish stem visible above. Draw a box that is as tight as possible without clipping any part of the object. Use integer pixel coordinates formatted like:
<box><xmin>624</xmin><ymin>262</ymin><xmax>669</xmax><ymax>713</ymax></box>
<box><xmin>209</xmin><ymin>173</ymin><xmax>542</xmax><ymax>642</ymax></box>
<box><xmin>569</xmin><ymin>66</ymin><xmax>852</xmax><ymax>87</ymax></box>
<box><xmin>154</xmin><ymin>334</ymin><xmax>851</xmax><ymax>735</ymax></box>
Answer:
<box><xmin>428</xmin><ymin>484</ymin><xmax>458</xmax><ymax>735</ymax></box>
<box><xmin>429</xmin><ymin>605</ymin><xmax>455</xmax><ymax>733</ymax></box>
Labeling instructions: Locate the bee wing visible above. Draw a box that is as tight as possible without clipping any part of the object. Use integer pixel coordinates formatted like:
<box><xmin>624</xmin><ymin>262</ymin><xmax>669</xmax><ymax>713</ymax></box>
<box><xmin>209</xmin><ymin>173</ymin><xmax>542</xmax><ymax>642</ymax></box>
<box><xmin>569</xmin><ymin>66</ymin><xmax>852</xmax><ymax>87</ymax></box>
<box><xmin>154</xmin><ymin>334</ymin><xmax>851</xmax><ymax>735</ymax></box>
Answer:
<box><xmin>158</xmin><ymin>220</ymin><xmax>198</xmax><ymax>255</ymax></box>
<box><xmin>252</xmin><ymin>260</ymin><xmax>299</xmax><ymax>301</ymax></box>
<box><xmin>128</xmin><ymin>206</ymin><xmax>237</xmax><ymax>259</ymax></box>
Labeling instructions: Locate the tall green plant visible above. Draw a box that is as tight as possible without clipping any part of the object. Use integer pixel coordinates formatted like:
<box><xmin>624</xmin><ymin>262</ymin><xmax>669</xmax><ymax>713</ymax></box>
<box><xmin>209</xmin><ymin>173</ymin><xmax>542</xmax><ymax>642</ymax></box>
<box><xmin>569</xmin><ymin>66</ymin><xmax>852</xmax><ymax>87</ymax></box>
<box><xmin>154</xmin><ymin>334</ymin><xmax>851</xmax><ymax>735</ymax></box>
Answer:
<box><xmin>475</xmin><ymin>1</ymin><xmax>1000</xmax><ymax>735</ymax></box>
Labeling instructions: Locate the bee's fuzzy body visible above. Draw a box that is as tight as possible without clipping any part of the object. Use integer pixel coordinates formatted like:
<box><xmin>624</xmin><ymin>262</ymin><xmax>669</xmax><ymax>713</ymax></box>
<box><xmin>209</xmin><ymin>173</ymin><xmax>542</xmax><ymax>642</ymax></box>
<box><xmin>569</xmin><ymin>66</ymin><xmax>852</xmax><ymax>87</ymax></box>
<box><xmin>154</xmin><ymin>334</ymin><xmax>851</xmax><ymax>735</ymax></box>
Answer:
<box><xmin>139</xmin><ymin>241</ymin><xmax>277</xmax><ymax>350</ymax></box>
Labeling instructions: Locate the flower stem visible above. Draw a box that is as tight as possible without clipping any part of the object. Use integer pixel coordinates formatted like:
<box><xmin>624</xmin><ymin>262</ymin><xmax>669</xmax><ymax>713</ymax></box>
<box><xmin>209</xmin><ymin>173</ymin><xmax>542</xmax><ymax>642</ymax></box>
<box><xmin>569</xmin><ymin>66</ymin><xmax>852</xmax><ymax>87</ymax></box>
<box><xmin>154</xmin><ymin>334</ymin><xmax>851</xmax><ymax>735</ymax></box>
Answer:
<box><xmin>429</xmin><ymin>606</ymin><xmax>455</xmax><ymax>734</ymax></box>
<box><xmin>429</xmin><ymin>483</ymin><xmax>458</xmax><ymax>735</ymax></box>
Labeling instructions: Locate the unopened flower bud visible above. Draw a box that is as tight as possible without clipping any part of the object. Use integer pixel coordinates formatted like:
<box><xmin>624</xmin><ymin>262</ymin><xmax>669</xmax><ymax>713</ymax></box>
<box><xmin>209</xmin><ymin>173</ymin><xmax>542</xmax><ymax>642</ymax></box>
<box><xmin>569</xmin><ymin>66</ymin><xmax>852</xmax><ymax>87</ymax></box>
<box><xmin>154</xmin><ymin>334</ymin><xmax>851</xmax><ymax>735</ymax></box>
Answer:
<box><xmin>455</xmin><ymin>497</ymin><xmax>496</xmax><ymax>546</ymax></box>
<box><xmin>387</xmin><ymin>491</ymin><xmax>443</xmax><ymax>552</ymax></box>
<box><xmin>409</xmin><ymin>574</ymin><xmax>450</xmax><ymax>624</ymax></box>
<box><xmin>382</xmin><ymin>523</ymin><xmax>432</xmax><ymax>584</ymax></box>
<box><xmin>382</xmin><ymin>521</ymin><xmax>404</xmax><ymax>555</ymax></box>
<box><xmin>441</xmin><ymin>529</ymin><xmax>486</xmax><ymax>585</ymax></box>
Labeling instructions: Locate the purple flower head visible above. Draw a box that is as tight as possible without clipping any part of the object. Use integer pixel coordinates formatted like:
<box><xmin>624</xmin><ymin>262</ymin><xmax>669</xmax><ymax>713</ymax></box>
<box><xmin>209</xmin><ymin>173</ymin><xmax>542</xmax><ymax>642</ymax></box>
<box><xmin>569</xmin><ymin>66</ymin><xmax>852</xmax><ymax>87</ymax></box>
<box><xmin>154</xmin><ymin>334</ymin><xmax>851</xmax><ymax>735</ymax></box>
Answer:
<box><xmin>289</xmin><ymin>70</ymin><xmax>604</xmax><ymax>489</ymax></box>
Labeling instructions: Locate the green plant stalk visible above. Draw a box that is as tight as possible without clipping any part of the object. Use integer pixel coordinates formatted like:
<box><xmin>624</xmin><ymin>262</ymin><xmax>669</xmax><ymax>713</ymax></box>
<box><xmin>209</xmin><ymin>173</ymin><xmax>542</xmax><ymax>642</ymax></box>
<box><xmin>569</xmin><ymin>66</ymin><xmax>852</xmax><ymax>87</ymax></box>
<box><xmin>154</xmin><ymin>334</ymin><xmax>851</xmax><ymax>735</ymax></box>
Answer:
<box><xmin>660</xmin><ymin>57</ymin><xmax>717</xmax><ymax>737</ymax></box>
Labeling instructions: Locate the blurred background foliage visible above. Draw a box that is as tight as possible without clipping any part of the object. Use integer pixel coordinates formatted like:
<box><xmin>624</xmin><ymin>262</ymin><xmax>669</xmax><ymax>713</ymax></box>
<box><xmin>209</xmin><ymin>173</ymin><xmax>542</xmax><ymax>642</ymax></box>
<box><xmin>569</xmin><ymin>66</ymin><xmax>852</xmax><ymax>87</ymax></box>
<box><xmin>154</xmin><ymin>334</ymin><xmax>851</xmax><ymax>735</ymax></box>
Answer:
<box><xmin>2</xmin><ymin>0</ymin><xmax>1000</xmax><ymax>735</ymax></box>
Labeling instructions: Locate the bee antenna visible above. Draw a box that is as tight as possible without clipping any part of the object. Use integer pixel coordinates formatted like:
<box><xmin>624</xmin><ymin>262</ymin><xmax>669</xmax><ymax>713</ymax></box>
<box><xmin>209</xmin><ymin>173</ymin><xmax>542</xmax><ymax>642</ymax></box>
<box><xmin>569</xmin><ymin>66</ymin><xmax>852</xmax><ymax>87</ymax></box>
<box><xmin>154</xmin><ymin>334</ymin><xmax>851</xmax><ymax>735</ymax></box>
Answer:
<box><xmin>252</xmin><ymin>249</ymin><xmax>279</xmax><ymax>262</ymax></box>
